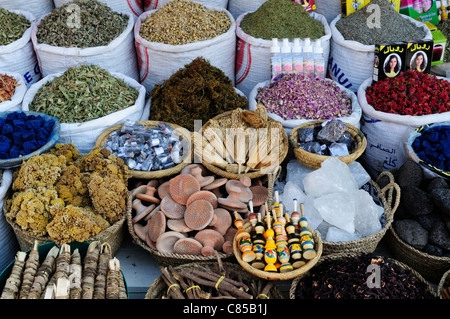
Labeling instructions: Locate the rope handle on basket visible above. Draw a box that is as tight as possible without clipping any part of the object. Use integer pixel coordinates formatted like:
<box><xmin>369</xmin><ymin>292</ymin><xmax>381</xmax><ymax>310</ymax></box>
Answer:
<box><xmin>379</xmin><ymin>182</ymin><xmax>401</xmax><ymax>221</ymax></box>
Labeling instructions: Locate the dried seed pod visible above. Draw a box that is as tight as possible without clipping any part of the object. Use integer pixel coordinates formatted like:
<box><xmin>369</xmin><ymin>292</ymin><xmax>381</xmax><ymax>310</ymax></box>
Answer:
<box><xmin>68</xmin><ymin>249</ymin><xmax>82</xmax><ymax>299</ymax></box>
<box><xmin>240</xmin><ymin>110</ymin><xmax>265</xmax><ymax>128</ymax></box>
<box><xmin>93</xmin><ymin>243</ymin><xmax>112</xmax><ymax>299</ymax></box>
<box><xmin>28</xmin><ymin>246</ymin><xmax>59</xmax><ymax>299</ymax></box>
<box><xmin>106</xmin><ymin>258</ymin><xmax>121</xmax><ymax>299</ymax></box>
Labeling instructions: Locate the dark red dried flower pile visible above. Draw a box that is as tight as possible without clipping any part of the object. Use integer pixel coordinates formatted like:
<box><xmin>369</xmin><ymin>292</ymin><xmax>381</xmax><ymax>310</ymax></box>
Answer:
<box><xmin>366</xmin><ymin>70</ymin><xmax>450</xmax><ymax>116</ymax></box>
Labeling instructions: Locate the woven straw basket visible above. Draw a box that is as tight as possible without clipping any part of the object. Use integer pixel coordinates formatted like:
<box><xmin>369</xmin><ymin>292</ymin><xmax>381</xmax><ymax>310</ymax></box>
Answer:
<box><xmin>145</xmin><ymin>261</ymin><xmax>284</xmax><ymax>299</ymax></box>
<box><xmin>379</xmin><ymin>171</ymin><xmax>450</xmax><ymax>283</ymax></box>
<box><xmin>233</xmin><ymin>223</ymin><xmax>323</xmax><ymax>281</ymax></box>
<box><xmin>321</xmin><ymin>176</ymin><xmax>400</xmax><ymax>255</ymax></box>
<box><xmin>437</xmin><ymin>268</ymin><xmax>450</xmax><ymax>299</ymax></box>
<box><xmin>200</xmin><ymin>111</ymin><xmax>289</xmax><ymax>180</ymax></box>
<box><xmin>95</xmin><ymin>120</ymin><xmax>193</xmax><ymax>180</ymax></box>
<box><xmin>289</xmin><ymin>252</ymin><xmax>437</xmax><ymax>299</ymax></box>
<box><xmin>289</xmin><ymin>120</ymin><xmax>367</xmax><ymax>169</ymax></box>
<box><xmin>126</xmin><ymin>193</ymin><xmax>235</xmax><ymax>267</ymax></box>
<box><xmin>3</xmin><ymin>190</ymin><xmax>128</xmax><ymax>256</ymax></box>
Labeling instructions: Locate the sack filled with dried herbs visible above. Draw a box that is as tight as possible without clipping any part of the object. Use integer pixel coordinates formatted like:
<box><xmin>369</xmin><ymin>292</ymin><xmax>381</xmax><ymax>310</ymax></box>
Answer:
<box><xmin>149</xmin><ymin>57</ymin><xmax>248</xmax><ymax>131</ymax></box>
<box><xmin>32</xmin><ymin>0</ymin><xmax>139</xmax><ymax>80</ymax></box>
<box><xmin>22</xmin><ymin>64</ymin><xmax>146</xmax><ymax>154</ymax></box>
<box><xmin>0</xmin><ymin>71</ymin><xmax>27</xmax><ymax>111</ymax></box>
<box><xmin>234</xmin><ymin>0</ymin><xmax>331</xmax><ymax>96</ymax></box>
<box><xmin>134</xmin><ymin>0</ymin><xmax>236</xmax><ymax>92</ymax></box>
<box><xmin>0</xmin><ymin>9</ymin><xmax>40</xmax><ymax>88</ymax></box>
<box><xmin>0</xmin><ymin>0</ymin><xmax>54</xmax><ymax>20</ymax></box>
<box><xmin>53</xmin><ymin>0</ymin><xmax>144</xmax><ymax>21</ymax></box>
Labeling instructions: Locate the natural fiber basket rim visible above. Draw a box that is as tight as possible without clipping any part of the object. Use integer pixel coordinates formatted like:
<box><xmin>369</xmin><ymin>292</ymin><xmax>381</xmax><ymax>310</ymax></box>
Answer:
<box><xmin>289</xmin><ymin>120</ymin><xmax>367</xmax><ymax>169</ymax></box>
<box><xmin>233</xmin><ymin>222</ymin><xmax>323</xmax><ymax>281</ymax></box>
<box><xmin>126</xmin><ymin>193</ymin><xmax>234</xmax><ymax>264</ymax></box>
<box><xmin>145</xmin><ymin>261</ymin><xmax>285</xmax><ymax>299</ymax></box>
<box><xmin>200</xmin><ymin>110</ymin><xmax>289</xmax><ymax>179</ymax></box>
<box><xmin>321</xmin><ymin>178</ymin><xmax>400</xmax><ymax>252</ymax></box>
<box><xmin>289</xmin><ymin>251</ymin><xmax>437</xmax><ymax>299</ymax></box>
<box><xmin>438</xmin><ymin>268</ymin><xmax>450</xmax><ymax>299</ymax></box>
<box><xmin>94</xmin><ymin>120</ymin><xmax>192</xmax><ymax>179</ymax></box>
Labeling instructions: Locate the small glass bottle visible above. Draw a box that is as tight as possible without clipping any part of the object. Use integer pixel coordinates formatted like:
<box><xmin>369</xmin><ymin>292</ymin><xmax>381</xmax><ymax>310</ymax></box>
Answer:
<box><xmin>291</xmin><ymin>38</ymin><xmax>303</xmax><ymax>74</ymax></box>
<box><xmin>281</xmin><ymin>38</ymin><xmax>293</xmax><ymax>74</ymax></box>
<box><xmin>313</xmin><ymin>39</ymin><xmax>325</xmax><ymax>78</ymax></box>
<box><xmin>302</xmin><ymin>38</ymin><xmax>315</xmax><ymax>77</ymax></box>
<box><xmin>270</xmin><ymin>38</ymin><xmax>282</xmax><ymax>80</ymax></box>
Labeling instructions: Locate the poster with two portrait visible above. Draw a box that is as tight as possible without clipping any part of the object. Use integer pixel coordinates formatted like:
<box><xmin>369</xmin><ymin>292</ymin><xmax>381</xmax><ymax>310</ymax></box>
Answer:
<box><xmin>372</xmin><ymin>40</ymin><xmax>433</xmax><ymax>82</ymax></box>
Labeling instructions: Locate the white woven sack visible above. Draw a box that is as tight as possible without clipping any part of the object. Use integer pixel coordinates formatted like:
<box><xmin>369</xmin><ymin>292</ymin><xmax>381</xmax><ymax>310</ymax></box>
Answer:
<box><xmin>143</xmin><ymin>0</ymin><xmax>228</xmax><ymax>10</ymax></box>
<box><xmin>314</xmin><ymin>0</ymin><xmax>340</xmax><ymax>24</ymax></box>
<box><xmin>53</xmin><ymin>0</ymin><xmax>144</xmax><ymax>20</ymax></box>
<box><xmin>32</xmin><ymin>12</ymin><xmax>139</xmax><ymax>81</ymax></box>
<box><xmin>227</xmin><ymin>0</ymin><xmax>267</xmax><ymax>20</ymax></box>
<box><xmin>357</xmin><ymin>77</ymin><xmax>450</xmax><ymax>177</ymax></box>
<box><xmin>21</xmin><ymin>72</ymin><xmax>147</xmax><ymax>154</ymax></box>
<box><xmin>0</xmin><ymin>170</ymin><xmax>19</xmax><ymax>272</ymax></box>
<box><xmin>248</xmin><ymin>78</ymin><xmax>362</xmax><ymax>135</ymax></box>
<box><xmin>0</xmin><ymin>71</ymin><xmax>27</xmax><ymax>112</ymax></box>
<box><xmin>0</xmin><ymin>10</ymin><xmax>40</xmax><ymax>88</ymax></box>
<box><xmin>235</xmin><ymin>11</ymin><xmax>331</xmax><ymax>97</ymax></box>
<box><xmin>134</xmin><ymin>6</ymin><xmax>236</xmax><ymax>94</ymax></box>
<box><xmin>328</xmin><ymin>14</ymin><xmax>432</xmax><ymax>93</ymax></box>
<box><xmin>0</xmin><ymin>0</ymin><xmax>54</xmax><ymax>19</ymax></box>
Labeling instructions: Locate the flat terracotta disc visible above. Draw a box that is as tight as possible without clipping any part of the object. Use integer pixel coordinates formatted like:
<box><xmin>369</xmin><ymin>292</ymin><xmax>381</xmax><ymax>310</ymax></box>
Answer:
<box><xmin>147</xmin><ymin>210</ymin><xmax>166</xmax><ymax>242</ymax></box>
<box><xmin>161</xmin><ymin>194</ymin><xmax>186</xmax><ymax>219</ymax></box>
<box><xmin>173</xmin><ymin>238</ymin><xmax>203</xmax><ymax>255</ymax></box>
<box><xmin>169</xmin><ymin>174</ymin><xmax>200</xmax><ymax>205</ymax></box>
<box><xmin>186</xmin><ymin>190</ymin><xmax>218</xmax><ymax>208</ymax></box>
<box><xmin>184</xmin><ymin>199</ymin><xmax>214</xmax><ymax>230</ymax></box>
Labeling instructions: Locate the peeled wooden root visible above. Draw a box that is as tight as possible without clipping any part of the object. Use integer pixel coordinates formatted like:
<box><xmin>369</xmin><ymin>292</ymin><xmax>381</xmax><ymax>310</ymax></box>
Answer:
<box><xmin>81</xmin><ymin>241</ymin><xmax>100</xmax><ymax>299</ymax></box>
<box><xmin>19</xmin><ymin>240</ymin><xmax>40</xmax><ymax>299</ymax></box>
<box><xmin>0</xmin><ymin>251</ymin><xmax>27</xmax><ymax>299</ymax></box>
<box><xmin>105</xmin><ymin>258</ymin><xmax>121</xmax><ymax>299</ymax></box>
<box><xmin>28</xmin><ymin>246</ymin><xmax>59</xmax><ymax>299</ymax></box>
<box><xmin>68</xmin><ymin>249</ymin><xmax>82</xmax><ymax>299</ymax></box>
<box><xmin>93</xmin><ymin>243</ymin><xmax>112</xmax><ymax>299</ymax></box>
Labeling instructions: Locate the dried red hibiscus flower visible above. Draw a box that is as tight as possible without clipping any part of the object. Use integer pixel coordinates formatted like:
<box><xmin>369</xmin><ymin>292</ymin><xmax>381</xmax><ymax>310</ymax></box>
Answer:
<box><xmin>366</xmin><ymin>70</ymin><xmax>450</xmax><ymax>116</ymax></box>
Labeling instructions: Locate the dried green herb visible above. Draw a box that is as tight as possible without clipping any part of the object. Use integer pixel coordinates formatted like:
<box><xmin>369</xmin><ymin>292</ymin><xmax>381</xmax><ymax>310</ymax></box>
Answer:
<box><xmin>28</xmin><ymin>65</ymin><xmax>138</xmax><ymax>123</ymax></box>
<box><xmin>0</xmin><ymin>8</ymin><xmax>30</xmax><ymax>46</ymax></box>
<box><xmin>437</xmin><ymin>19</ymin><xmax>450</xmax><ymax>63</ymax></box>
<box><xmin>139</xmin><ymin>0</ymin><xmax>231</xmax><ymax>45</ymax></box>
<box><xmin>149</xmin><ymin>57</ymin><xmax>248</xmax><ymax>131</ymax></box>
<box><xmin>239</xmin><ymin>0</ymin><xmax>325</xmax><ymax>40</ymax></box>
<box><xmin>336</xmin><ymin>0</ymin><xmax>427</xmax><ymax>45</ymax></box>
<box><xmin>36</xmin><ymin>0</ymin><xmax>128</xmax><ymax>48</ymax></box>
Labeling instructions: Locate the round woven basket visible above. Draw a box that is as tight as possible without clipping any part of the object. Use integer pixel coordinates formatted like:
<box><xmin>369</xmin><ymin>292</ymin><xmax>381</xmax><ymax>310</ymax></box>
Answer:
<box><xmin>126</xmin><ymin>192</ymin><xmax>235</xmax><ymax>266</ymax></box>
<box><xmin>379</xmin><ymin>171</ymin><xmax>450</xmax><ymax>284</ymax></box>
<box><xmin>200</xmin><ymin>111</ymin><xmax>289</xmax><ymax>180</ymax></box>
<box><xmin>145</xmin><ymin>261</ymin><xmax>284</xmax><ymax>299</ymax></box>
<box><xmin>321</xmin><ymin>177</ymin><xmax>400</xmax><ymax>255</ymax></box>
<box><xmin>94</xmin><ymin>120</ymin><xmax>193</xmax><ymax>179</ymax></box>
<box><xmin>437</xmin><ymin>268</ymin><xmax>450</xmax><ymax>299</ymax></box>
<box><xmin>233</xmin><ymin>223</ymin><xmax>323</xmax><ymax>281</ymax></box>
<box><xmin>289</xmin><ymin>120</ymin><xmax>367</xmax><ymax>169</ymax></box>
<box><xmin>3</xmin><ymin>190</ymin><xmax>128</xmax><ymax>256</ymax></box>
<box><xmin>289</xmin><ymin>252</ymin><xmax>437</xmax><ymax>299</ymax></box>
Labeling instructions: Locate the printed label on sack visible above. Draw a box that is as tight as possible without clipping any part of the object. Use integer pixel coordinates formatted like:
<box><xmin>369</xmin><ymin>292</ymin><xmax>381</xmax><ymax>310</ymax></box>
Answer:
<box><xmin>328</xmin><ymin>56</ymin><xmax>353</xmax><ymax>90</ymax></box>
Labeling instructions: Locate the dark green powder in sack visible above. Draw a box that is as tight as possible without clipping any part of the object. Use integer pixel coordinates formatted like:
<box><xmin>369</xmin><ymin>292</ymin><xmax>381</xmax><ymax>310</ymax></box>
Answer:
<box><xmin>336</xmin><ymin>0</ymin><xmax>427</xmax><ymax>45</ymax></box>
<box><xmin>239</xmin><ymin>0</ymin><xmax>325</xmax><ymax>40</ymax></box>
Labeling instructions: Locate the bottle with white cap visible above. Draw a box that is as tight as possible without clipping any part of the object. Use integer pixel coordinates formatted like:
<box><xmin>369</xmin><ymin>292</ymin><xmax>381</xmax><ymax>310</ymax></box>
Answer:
<box><xmin>270</xmin><ymin>38</ymin><xmax>282</xmax><ymax>80</ymax></box>
<box><xmin>281</xmin><ymin>38</ymin><xmax>293</xmax><ymax>75</ymax></box>
<box><xmin>291</xmin><ymin>38</ymin><xmax>303</xmax><ymax>75</ymax></box>
<box><xmin>313</xmin><ymin>39</ymin><xmax>325</xmax><ymax>78</ymax></box>
<box><xmin>302</xmin><ymin>38</ymin><xmax>314</xmax><ymax>77</ymax></box>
